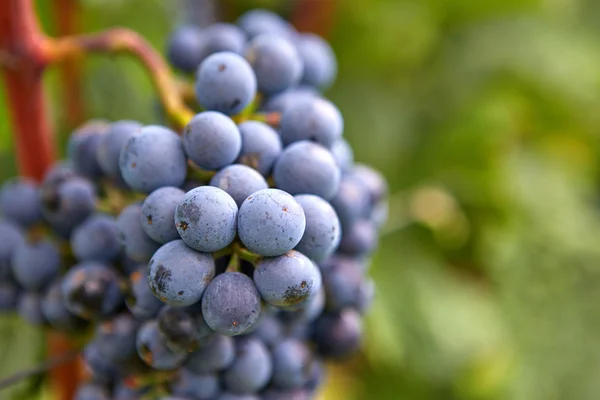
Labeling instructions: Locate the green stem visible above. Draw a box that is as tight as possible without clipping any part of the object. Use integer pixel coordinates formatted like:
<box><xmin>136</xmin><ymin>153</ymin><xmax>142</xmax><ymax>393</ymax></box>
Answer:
<box><xmin>212</xmin><ymin>245</ymin><xmax>233</xmax><ymax>260</ymax></box>
<box><xmin>187</xmin><ymin>162</ymin><xmax>215</xmax><ymax>182</ymax></box>
<box><xmin>235</xmin><ymin>244</ymin><xmax>262</xmax><ymax>265</ymax></box>
<box><xmin>225</xmin><ymin>253</ymin><xmax>240</xmax><ymax>273</ymax></box>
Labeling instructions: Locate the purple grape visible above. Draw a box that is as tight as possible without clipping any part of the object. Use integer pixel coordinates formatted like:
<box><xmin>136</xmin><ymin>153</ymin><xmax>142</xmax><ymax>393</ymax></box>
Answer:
<box><xmin>0</xmin><ymin>220</ymin><xmax>24</xmax><ymax>279</ymax></box>
<box><xmin>136</xmin><ymin>320</ymin><xmax>187</xmax><ymax>370</ymax></box>
<box><xmin>236</xmin><ymin>121</ymin><xmax>282</xmax><ymax>176</ymax></box>
<box><xmin>167</xmin><ymin>25</ymin><xmax>205</xmax><ymax>73</ymax></box>
<box><xmin>71</xmin><ymin>214</ymin><xmax>121</xmax><ymax>262</ymax></box>
<box><xmin>210</xmin><ymin>164</ymin><xmax>268</xmax><ymax>207</ymax></box>
<box><xmin>117</xmin><ymin>204</ymin><xmax>161</xmax><ymax>263</ymax></box>
<box><xmin>17</xmin><ymin>292</ymin><xmax>45</xmax><ymax>325</ymax></box>
<box><xmin>313</xmin><ymin>309</ymin><xmax>362</xmax><ymax>359</ymax></box>
<box><xmin>271</xmin><ymin>339</ymin><xmax>314</xmax><ymax>389</ymax></box>
<box><xmin>185</xmin><ymin>334</ymin><xmax>235</xmax><ymax>374</ymax></box>
<box><xmin>68</xmin><ymin>120</ymin><xmax>108</xmax><ymax>179</ymax></box>
<box><xmin>294</xmin><ymin>194</ymin><xmax>341</xmax><ymax>261</ymax></box>
<box><xmin>126</xmin><ymin>267</ymin><xmax>163</xmax><ymax>320</ymax></box>
<box><xmin>12</xmin><ymin>239</ymin><xmax>60</xmax><ymax>291</ymax></box>
<box><xmin>0</xmin><ymin>178</ymin><xmax>42</xmax><ymax>227</ymax></box>
<box><xmin>171</xmin><ymin>368</ymin><xmax>221</xmax><ymax>400</ymax></box>
<box><xmin>96</xmin><ymin>120</ymin><xmax>142</xmax><ymax>178</ymax></box>
<box><xmin>141</xmin><ymin>187</ymin><xmax>185</xmax><ymax>244</ymax></box>
<box><xmin>222</xmin><ymin>338</ymin><xmax>272</xmax><ymax>394</ymax></box>
<box><xmin>295</xmin><ymin>33</ymin><xmax>337</xmax><ymax>89</ymax></box>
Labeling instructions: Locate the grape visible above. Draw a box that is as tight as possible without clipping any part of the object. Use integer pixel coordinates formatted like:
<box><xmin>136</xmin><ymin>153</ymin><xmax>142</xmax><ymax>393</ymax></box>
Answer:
<box><xmin>201</xmin><ymin>272</ymin><xmax>261</xmax><ymax>336</ymax></box>
<box><xmin>331</xmin><ymin>138</ymin><xmax>354</xmax><ymax>172</ymax></box>
<box><xmin>279</xmin><ymin>97</ymin><xmax>343</xmax><ymax>149</ymax></box>
<box><xmin>218</xmin><ymin>394</ymin><xmax>259</xmax><ymax>400</ymax></box>
<box><xmin>95</xmin><ymin>313</ymin><xmax>139</xmax><ymax>363</ymax></box>
<box><xmin>293</xmin><ymin>195</ymin><xmax>341</xmax><ymax>261</ymax></box>
<box><xmin>41</xmin><ymin>280</ymin><xmax>85</xmax><ymax>331</ymax></box>
<box><xmin>237</xmin><ymin>189</ymin><xmax>306</xmax><ymax>257</ymax></box>
<box><xmin>222</xmin><ymin>338</ymin><xmax>272</xmax><ymax>394</ymax></box>
<box><xmin>185</xmin><ymin>334</ymin><xmax>235</xmax><ymax>374</ymax></box>
<box><xmin>253</xmin><ymin>250</ymin><xmax>322</xmax><ymax>308</ymax></box>
<box><xmin>0</xmin><ymin>178</ymin><xmax>42</xmax><ymax>227</ymax></box>
<box><xmin>246</xmin><ymin>314</ymin><xmax>283</xmax><ymax>348</ymax></box>
<box><xmin>321</xmin><ymin>256</ymin><xmax>364</xmax><ymax>311</ymax></box>
<box><xmin>17</xmin><ymin>292</ymin><xmax>44</xmax><ymax>325</ymax></box>
<box><xmin>202</xmin><ymin>23</ymin><xmax>246</xmax><ymax>57</ymax></box>
<box><xmin>0</xmin><ymin>281</ymin><xmax>18</xmax><ymax>311</ymax></box>
<box><xmin>356</xmin><ymin>278</ymin><xmax>375</xmax><ymax>314</ymax></box>
<box><xmin>157</xmin><ymin>305</ymin><xmax>213</xmax><ymax>353</ymax></box>
<box><xmin>273</xmin><ymin>141</ymin><xmax>340</xmax><ymax>200</ymax></box>
<box><xmin>96</xmin><ymin>120</ymin><xmax>142</xmax><ymax>178</ymax></box>
<box><xmin>141</xmin><ymin>187</ymin><xmax>185</xmax><ymax>244</ymax></box>
<box><xmin>245</xmin><ymin>34</ymin><xmax>302</xmax><ymax>95</ymax></box>
<box><xmin>41</xmin><ymin>176</ymin><xmax>97</xmax><ymax>235</ymax></box>
<box><xmin>0</xmin><ymin>220</ymin><xmax>24</xmax><ymax>279</ymax></box>
<box><xmin>271</xmin><ymin>339</ymin><xmax>313</xmax><ymax>389</ymax></box>
<box><xmin>295</xmin><ymin>33</ymin><xmax>337</xmax><ymax>89</ymax></box>
<box><xmin>167</xmin><ymin>25</ymin><xmax>204</xmax><ymax>73</ymax></box>
<box><xmin>350</xmin><ymin>164</ymin><xmax>388</xmax><ymax>206</ymax></box>
<box><xmin>117</xmin><ymin>204</ymin><xmax>161</xmax><ymax>263</ymax></box>
<box><xmin>147</xmin><ymin>240</ymin><xmax>215</xmax><ymax>307</ymax></box>
<box><xmin>83</xmin><ymin>341</ymin><xmax>120</xmax><ymax>382</ymax></box>
<box><xmin>62</xmin><ymin>263</ymin><xmax>124</xmax><ymax>319</ymax></box>
<box><xmin>261</xmin><ymin>389</ymin><xmax>311</xmax><ymax>400</ymax></box>
<box><xmin>68</xmin><ymin>120</ymin><xmax>108</xmax><ymax>179</ymax></box>
<box><xmin>329</xmin><ymin>175</ymin><xmax>370</xmax><ymax>230</ymax></box>
<box><xmin>136</xmin><ymin>320</ymin><xmax>187</xmax><ymax>370</ymax></box>
<box><xmin>260</xmin><ymin>87</ymin><xmax>317</xmax><ymax>113</ymax></box>
<box><xmin>237</xmin><ymin>9</ymin><xmax>294</xmax><ymax>39</ymax></box>
<box><xmin>305</xmin><ymin>358</ymin><xmax>326</xmax><ymax>393</ymax></box>
<box><xmin>280</xmin><ymin>286</ymin><xmax>325</xmax><ymax>323</ymax></box>
<box><xmin>182</xmin><ymin>111</ymin><xmax>242</xmax><ymax>170</ymax></box>
<box><xmin>74</xmin><ymin>382</ymin><xmax>111</xmax><ymax>400</ymax></box>
<box><xmin>236</xmin><ymin>121</ymin><xmax>282</xmax><ymax>175</ymax></box>
<box><xmin>119</xmin><ymin>125</ymin><xmax>187</xmax><ymax>193</ymax></box>
<box><xmin>12</xmin><ymin>240</ymin><xmax>60</xmax><ymax>291</ymax></box>
<box><xmin>371</xmin><ymin>199</ymin><xmax>389</xmax><ymax>229</ymax></box>
<box><xmin>72</xmin><ymin>214</ymin><xmax>121</xmax><ymax>262</ymax></box>
<box><xmin>338</xmin><ymin>219</ymin><xmax>378</xmax><ymax>256</ymax></box>
<box><xmin>126</xmin><ymin>267</ymin><xmax>163</xmax><ymax>320</ymax></box>
<box><xmin>171</xmin><ymin>368</ymin><xmax>220</xmax><ymax>400</ymax></box>
<box><xmin>175</xmin><ymin>186</ymin><xmax>238</xmax><ymax>252</ymax></box>
<box><xmin>313</xmin><ymin>309</ymin><xmax>362</xmax><ymax>359</ymax></box>
<box><xmin>210</xmin><ymin>164</ymin><xmax>268</xmax><ymax>207</ymax></box>
<box><xmin>195</xmin><ymin>52</ymin><xmax>257</xmax><ymax>116</ymax></box>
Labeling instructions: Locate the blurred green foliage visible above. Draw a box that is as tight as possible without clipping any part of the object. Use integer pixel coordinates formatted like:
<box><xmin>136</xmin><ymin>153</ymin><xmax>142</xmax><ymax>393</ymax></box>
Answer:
<box><xmin>2</xmin><ymin>0</ymin><xmax>600</xmax><ymax>399</ymax></box>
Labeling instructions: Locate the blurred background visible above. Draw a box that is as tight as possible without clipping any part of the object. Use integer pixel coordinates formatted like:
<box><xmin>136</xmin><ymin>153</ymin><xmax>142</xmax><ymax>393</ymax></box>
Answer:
<box><xmin>3</xmin><ymin>0</ymin><xmax>600</xmax><ymax>399</ymax></box>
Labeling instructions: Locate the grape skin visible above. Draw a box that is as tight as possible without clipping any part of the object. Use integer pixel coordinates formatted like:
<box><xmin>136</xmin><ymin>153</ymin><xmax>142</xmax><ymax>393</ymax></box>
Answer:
<box><xmin>237</xmin><ymin>189</ymin><xmax>306</xmax><ymax>257</ymax></box>
<box><xmin>279</xmin><ymin>97</ymin><xmax>343</xmax><ymax>149</ymax></box>
<box><xmin>175</xmin><ymin>186</ymin><xmax>238</xmax><ymax>252</ymax></box>
<box><xmin>0</xmin><ymin>178</ymin><xmax>42</xmax><ymax>227</ymax></box>
<box><xmin>338</xmin><ymin>219</ymin><xmax>378</xmax><ymax>256</ymax></box>
<box><xmin>222</xmin><ymin>338</ymin><xmax>273</xmax><ymax>394</ymax></box>
<box><xmin>17</xmin><ymin>292</ymin><xmax>45</xmax><ymax>325</ymax></box>
<box><xmin>294</xmin><ymin>194</ymin><xmax>341</xmax><ymax>261</ymax></box>
<box><xmin>201</xmin><ymin>23</ymin><xmax>246</xmax><ymax>58</ymax></box>
<box><xmin>41</xmin><ymin>280</ymin><xmax>85</xmax><ymax>331</ymax></box>
<box><xmin>71</xmin><ymin>214</ymin><xmax>121</xmax><ymax>262</ymax></box>
<box><xmin>271</xmin><ymin>339</ymin><xmax>314</xmax><ymax>389</ymax></box>
<box><xmin>94</xmin><ymin>313</ymin><xmax>139</xmax><ymax>363</ymax></box>
<box><xmin>136</xmin><ymin>320</ymin><xmax>187</xmax><ymax>370</ymax></box>
<box><xmin>331</xmin><ymin>138</ymin><xmax>354</xmax><ymax>172</ymax></box>
<box><xmin>295</xmin><ymin>33</ymin><xmax>338</xmax><ymax>89</ymax></box>
<box><xmin>0</xmin><ymin>220</ymin><xmax>24</xmax><ymax>279</ymax></box>
<box><xmin>254</xmin><ymin>250</ymin><xmax>322</xmax><ymax>308</ymax></box>
<box><xmin>41</xmin><ymin>176</ymin><xmax>97</xmax><ymax>235</ymax></box>
<box><xmin>182</xmin><ymin>111</ymin><xmax>242</xmax><ymax>170</ymax></box>
<box><xmin>171</xmin><ymin>368</ymin><xmax>221</xmax><ymax>400</ymax></box>
<box><xmin>167</xmin><ymin>25</ymin><xmax>205</xmax><ymax>73</ymax></box>
<box><xmin>236</xmin><ymin>121</ymin><xmax>282</xmax><ymax>176</ymax></box>
<box><xmin>12</xmin><ymin>240</ymin><xmax>60</xmax><ymax>291</ymax></box>
<box><xmin>126</xmin><ymin>267</ymin><xmax>163</xmax><ymax>320</ymax></box>
<box><xmin>201</xmin><ymin>272</ymin><xmax>261</xmax><ymax>336</ymax></box>
<box><xmin>185</xmin><ymin>334</ymin><xmax>235</xmax><ymax>374</ymax></box>
<box><xmin>147</xmin><ymin>240</ymin><xmax>215</xmax><ymax>307</ymax></box>
<box><xmin>237</xmin><ymin>9</ymin><xmax>294</xmax><ymax>39</ymax></box>
<box><xmin>96</xmin><ymin>120</ymin><xmax>142</xmax><ymax>178</ymax></box>
<box><xmin>141</xmin><ymin>186</ymin><xmax>185</xmax><ymax>244</ymax></box>
<box><xmin>68</xmin><ymin>120</ymin><xmax>108</xmax><ymax>180</ymax></box>
<box><xmin>157</xmin><ymin>305</ymin><xmax>214</xmax><ymax>353</ymax></box>
<box><xmin>273</xmin><ymin>141</ymin><xmax>341</xmax><ymax>200</ymax></box>
<box><xmin>116</xmin><ymin>204</ymin><xmax>161</xmax><ymax>263</ymax></box>
<box><xmin>312</xmin><ymin>309</ymin><xmax>363</xmax><ymax>359</ymax></box>
<box><xmin>0</xmin><ymin>281</ymin><xmax>18</xmax><ymax>311</ymax></box>
<box><xmin>210</xmin><ymin>164</ymin><xmax>269</xmax><ymax>207</ymax></box>
<box><xmin>119</xmin><ymin>125</ymin><xmax>187</xmax><ymax>193</ymax></box>
<box><xmin>245</xmin><ymin>33</ymin><xmax>303</xmax><ymax>95</ymax></box>
<box><xmin>329</xmin><ymin>175</ymin><xmax>371</xmax><ymax>230</ymax></box>
<box><xmin>195</xmin><ymin>52</ymin><xmax>257</xmax><ymax>116</ymax></box>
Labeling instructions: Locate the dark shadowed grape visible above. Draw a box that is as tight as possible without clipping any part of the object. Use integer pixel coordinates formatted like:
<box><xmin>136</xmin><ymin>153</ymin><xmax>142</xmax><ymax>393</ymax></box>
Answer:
<box><xmin>185</xmin><ymin>334</ymin><xmax>235</xmax><ymax>374</ymax></box>
<box><xmin>222</xmin><ymin>338</ymin><xmax>272</xmax><ymax>394</ymax></box>
<box><xmin>0</xmin><ymin>178</ymin><xmax>42</xmax><ymax>227</ymax></box>
<box><xmin>136</xmin><ymin>320</ymin><xmax>187</xmax><ymax>370</ymax></box>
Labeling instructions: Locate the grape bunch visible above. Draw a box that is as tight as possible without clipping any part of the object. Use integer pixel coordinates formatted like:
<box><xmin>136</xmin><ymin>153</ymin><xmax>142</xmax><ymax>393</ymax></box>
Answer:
<box><xmin>0</xmin><ymin>8</ymin><xmax>387</xmax><ymax>400</ymax></box>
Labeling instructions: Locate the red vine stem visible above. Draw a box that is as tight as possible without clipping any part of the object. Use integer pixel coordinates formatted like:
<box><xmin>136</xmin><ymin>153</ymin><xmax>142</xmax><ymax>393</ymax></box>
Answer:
<box><xmin>41</xmin><ymin>29</ymin><xmax>194</xmax><ymax>129</ymax></box>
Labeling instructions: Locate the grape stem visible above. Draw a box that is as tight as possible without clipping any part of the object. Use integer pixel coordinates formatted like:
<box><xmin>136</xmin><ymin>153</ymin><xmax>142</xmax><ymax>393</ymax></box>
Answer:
<box><xmin>234</xmin><ymin>243</ymin><xmax>262</xmax><ymax>265</ymax></box>
<box><xmin>187</xmin><ymin>162</ymin><xmax>216</xmax><ymax>181</ymax></box>
<box><xmin>226</xmin><ymin>252</ymin><xmax>241</xmax><ymax>273</ymax></box>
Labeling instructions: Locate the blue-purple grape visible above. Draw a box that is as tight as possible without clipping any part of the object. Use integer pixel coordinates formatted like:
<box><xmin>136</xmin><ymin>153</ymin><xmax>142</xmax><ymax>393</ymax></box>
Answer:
<box><xmin>222</xmin><ymin>338</ymin><xmax>272</xmax><ymax>394</ymax></box>
<box><xmin>157</xmin><ymin>305</ymin><xmax>214</xmax><ymax>353</ymax></box>
<box><xmin>294</xmin><ymin>194</ymin><xmax>341</xmax><ymax>261</ymax></box>
<box><xmin>329</xmin><ymin>175</ymin><xmax>370</xmax><ymax>230</ymax></box>
<box><xmin>237</xmin><ymin>189</ymin><xmax>306</xmax><ymax>257</ymax></box>
<box><xmin>68</xmin><ymin>120</ymin><xmax>108</xmax><ymax>179</ymax></box>
<box><xmin>338</xmin><ymin>219</ymin><xmax>378</xmax><ymax>256</ymax></box>
<box><xmin>136</xmin><ymin>320</ymin><xmax>187</xmax><ymax>370</ymax></box>
<box><xmin>12</xmin><ymin>239</ymin><xmax>60</xmax><ymax>291</ymax></box>
<box><xmin>260</xmin><ymin>87</ymin><xmax>317</xmax><ymax>114</ymax></box>
<box><xmin>295</xmin><ymin>33</ymin><xmax>337</xmax><ymax>89</ymax></box>
<box><xmin>119</xmin><ymin>125</ymin><xmax>187</xmax><ymax>193</ymax></box>
<box><xmin>237</xmin><ymin>9</ymin><xmax>294</xmax><ymax>39</ymax></box>
<box><xmin>201</xmin><ymin>272</ymin><xmax>261</xmax><ymax>336</ymax></box>
<box><xmin>279</xmin><ymin>97</ymin><xmax>343</xmax><ymax>149</ymax></box>
<box><xmin>210</xmin><ymin>164</ymin><xmax>268</xmax><ymax>207</ymax></box>
<box><xmin>271</xmin><ymin>339</ymin><xmax>313</xmax><ymax>389</ymax></box>
<box><xmin>0</xmin><ymin>281</ymin><xmax>18</xmax><ymax>311</ymax></box>
<box><xmin>126</xmin><ymin>267</ymin><xmax>163</xmax><ymax>320</ymax></box>
<box><xmin>331</xmin><ymin>138</ymin><xmax>354</xmax><ymax>172</ymax></box>
<box><xmin>0</xmin><ymin>220</ymin><xmax>24</xmax><ymax>279</ymax></box>
<box><xmin>218</xmin><ymin>394</ymin><xmax>259</xmax><ymax>400</ymax></box>
<box><xmin>167</xmin><ymin>25</ymin><xmax>204</xmax><ymax>73</ymax></box>
<box><xmin>41</xmin><ymin>280</ymin><xmax>85</xmax><ymax>331</ymax></box>
<box><xmin>71</xmin><ymin>214</ymin><xmax>121</xmax><ymax>262</ymax></box>
<box><xmin>95</xmin><ymin>313</ymin><xmax>139</xmax><ymax>363</ymax></box>
<box><xmin>0</xmin><ymin>178</ymin><xmax>42</xmax><ymax>227</ymax></box>
<box><xmin>141</xmin><ymin>187</ymin><xmax>185</xmax><ymax>244</ymax></box>
<box><xmin>175</xmin><ymin>186</ymin><xmax>238</xmax><ymax>252</ymax></box>
<box><xmin>321</xmin><ymin>256</ymin><xmax>364</xmax><ymax>312</ymax></box>
<box><xmin>74</xmin><ymin>382</ymin><xmax>111</xmax><ymax>400</ymax></box>
<box><xmin>313</xmin><ymin>309</ymin><xmax>362</xmax><ymax>359</ymax></box>
<box><xmin>202</xmin><ymin>23</ymin><xmax>246</xmax><ymax>57</ymax></box>
<box><xmin>117</xmin><ymin>204</ymin><xmax>161</xmax><ymax>263</ymax></box>
<box><xmin>236</xmin><ymin>121</ymin><xmax>282</xmax><ymax>176</ymax></box>
<box><xmin>247</xmin><ymin>314</ymin><xmax>283</xmax><ymax>348</ymax></box>
<box><xmin>17</xmin><ymin>292</ymin><xmax>45</xmax><ymax>325</ymax></box>
<box><xmin>62</xmin><ymin>263</ymin><xmax>124</xmax><ymax>319</ymax></box>
<box><xmin>350</xmin><ymin>164</ymin><xmax>388</xmax><ymax>206</ymax></box>
<box><xmin>42</xmin><ymin>176</ymin><xmax>97</xmax><ymax>235</ymax></box>
<box><xmin>273</xmin><ymin>141</ymin><xmax>341</xmax><ymax>200</ymax></box>
<box><xmin>254</xmin><ymin>250</ymin><xmax>321</xmax><ymax>308</ymax></box>
<box><xmin>185</xmin><ymin>334</ymin><xmax>235</xmax><ymax>374</ymax></box>
<box><xmin>195</xmin><ymin>52</ymin><xmax>257</xmax><ymax>116</ymax></box>
<box><xmin>245</xmin><ymin>34</ymin><xmax>302</xmax><ymax>95</ymax></box>
<box><xmin>171</xmin><ymin>369</ymin><xmax>220</xmax><ymax>400</ymax></box>
<box><xmin>182</xmin><ymin>111</ymin><xmax>241</xmax><ymax>170</ymax></box>
<box><xmin>147</xmin><ymin>240</ymin><xmax>215</xmax><ymax>307</ymax></box>
<box><xmin>96</xmin><ymin>120</ymin><xmax>142</xmax><ymax>178</ymax></box>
